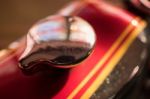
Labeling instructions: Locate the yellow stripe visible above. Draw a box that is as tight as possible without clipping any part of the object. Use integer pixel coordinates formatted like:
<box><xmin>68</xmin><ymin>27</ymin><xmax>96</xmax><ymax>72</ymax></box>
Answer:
<box><xmin>0</xmin><ymin>50</ymin><xmax>7</xmax><ymax>57</ymax></box>
<box><xmin>0</xmin><ymin>41</ymin><xmax>20</xmax><ymax>60</ymax></box>
<box><xmin>0</xmin><ymin>49</ymin><xmax>10</xmax><ymax>59</ymax></box>
<box><xmin>67</xmin><ymin>18</ymin><xmax>140</xmax><ymax>99</ymax></box>
<box><xmin>81</xmin><ymin>20</ymin><xmax>146</xmax><ymax>99</ymax></box>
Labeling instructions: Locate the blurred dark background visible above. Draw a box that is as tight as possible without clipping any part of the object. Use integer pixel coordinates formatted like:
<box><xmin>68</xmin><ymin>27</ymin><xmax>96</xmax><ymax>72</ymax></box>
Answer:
<box><xmin>0</xmin><ymin>0</ymin><xmax>70</xmax><ymax>49</ymax></box>
<box><xmin>0</xmin><ymin>0</ymin><xmax>122</xmax><ymax>49</ymax></box>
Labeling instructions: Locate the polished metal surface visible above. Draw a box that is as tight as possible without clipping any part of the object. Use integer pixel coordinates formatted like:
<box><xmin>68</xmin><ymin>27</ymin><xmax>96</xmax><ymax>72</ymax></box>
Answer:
<box><xmin>19</xmin><ymin>15</ymin><xmax>96</xmax><ymax>70</ymax></box>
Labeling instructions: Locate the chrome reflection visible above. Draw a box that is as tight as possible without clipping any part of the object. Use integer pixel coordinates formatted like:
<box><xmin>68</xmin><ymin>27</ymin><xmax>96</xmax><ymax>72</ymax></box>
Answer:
<box><xmin>19</xmin><ymin>15</ymin><xmax>96</xmax><ymax>69</ymax></box>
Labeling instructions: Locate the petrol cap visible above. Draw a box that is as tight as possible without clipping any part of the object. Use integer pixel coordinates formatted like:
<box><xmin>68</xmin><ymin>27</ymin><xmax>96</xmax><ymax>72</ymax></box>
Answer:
<box><xmin>19</xmin><ymin>15</ymin><xmax>96</xmax><ymax>72</ymax></box>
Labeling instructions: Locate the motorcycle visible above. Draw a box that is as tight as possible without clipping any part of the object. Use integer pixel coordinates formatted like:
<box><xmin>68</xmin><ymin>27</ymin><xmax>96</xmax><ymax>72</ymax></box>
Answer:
<box><xmin>0</xmin><ymin>0</ymin><xmax>149</xmax><ymax>99</ymax></box>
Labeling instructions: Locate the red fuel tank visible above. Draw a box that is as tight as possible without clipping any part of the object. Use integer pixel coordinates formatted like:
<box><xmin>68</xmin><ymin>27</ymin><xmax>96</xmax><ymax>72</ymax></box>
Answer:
<box><xmin>0</xmin><ymin>0</ymin><xmax>148</xmax><ymax>99</ymax></box>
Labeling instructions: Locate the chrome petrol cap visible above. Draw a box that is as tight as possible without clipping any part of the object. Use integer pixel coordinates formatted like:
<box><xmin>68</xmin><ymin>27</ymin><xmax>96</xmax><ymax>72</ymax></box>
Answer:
<box><xmin>19</xmin><ymin>15</ymin><xmax>96</xmax><ymax>70</ymax></box>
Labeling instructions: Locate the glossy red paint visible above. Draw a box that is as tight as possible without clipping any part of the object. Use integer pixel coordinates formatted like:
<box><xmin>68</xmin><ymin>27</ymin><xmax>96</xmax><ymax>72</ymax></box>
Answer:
<box><xmin>0</xmin><ymin>0</ymin><xmax>144</xmax><ymax>99</ymax></box>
